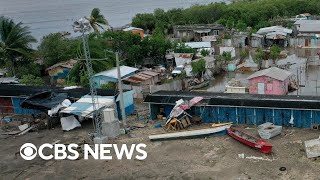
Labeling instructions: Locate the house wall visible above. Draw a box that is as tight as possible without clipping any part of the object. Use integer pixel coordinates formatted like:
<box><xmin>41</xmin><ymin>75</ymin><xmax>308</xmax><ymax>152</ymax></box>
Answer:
<box><xmin>48</xmin><ymin>67</ymin><xmax>71</xmax><ymax>84</ymax></box>
<box><xmin>149</xmin><ymin>80</ymin><xmax>182</xmax><ymax>94</ymax></box>
<box><xmin>149</xmin><ymin>104</ymin><xmax>320</xmax><ymax>128</ymax></box>
<box><xmin>93</xmin><ymin>72</ymin><xmax>136</xmax><ymax>88</ymax></box>
<box><xmin>248</xmin><ymin>76</ymin><xmax>289</xmax><ymax>95</ymax></box>
<box><xmin>116</xmin><ymin>90</ymin><xmax>135</xmax><ymax>119</ymax></box>
<box><xmin>0</xmin><ymin>96</ymin><xmax>40</xmax><ymax>115</ymax></box>
<box><xmin>289</xmin><ymin>37</ymin><xmax>320</xmax><ymax>48</ymax></box>
<box><xmin>251</xmin><ymin>38</ymin><xmax>263</xmax><ymax>48</ymax></box>
<box><xmin>225</xmin><ymin>86</ymin><xmax>247</xmax><ymax>94</ymax></box>
<box><xmin>131</xmin><ymin>29</ymin><xmax>144</xmax><ymax>39</ymax></box>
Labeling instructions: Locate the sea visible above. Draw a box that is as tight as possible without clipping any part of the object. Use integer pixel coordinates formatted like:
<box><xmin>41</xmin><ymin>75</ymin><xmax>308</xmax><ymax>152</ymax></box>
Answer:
<box><xmin>0</xmin><ymin>0</ymin><xmax>228</xmax><ymax>46</ymax></box>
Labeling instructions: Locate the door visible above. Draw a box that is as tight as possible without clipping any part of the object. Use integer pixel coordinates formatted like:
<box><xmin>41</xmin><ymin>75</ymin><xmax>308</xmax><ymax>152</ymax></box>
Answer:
<box><xmin>258</xmin><ymin>83</ymin><xmax>265</xmax><ymax>94</ymax></box>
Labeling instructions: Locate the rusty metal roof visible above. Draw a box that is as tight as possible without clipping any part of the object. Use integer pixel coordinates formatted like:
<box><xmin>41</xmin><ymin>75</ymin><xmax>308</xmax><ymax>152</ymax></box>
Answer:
<box><xmin>123</xmin><ymin>71</ymin><xmax>159</xmax><ymax>84</ymax></box>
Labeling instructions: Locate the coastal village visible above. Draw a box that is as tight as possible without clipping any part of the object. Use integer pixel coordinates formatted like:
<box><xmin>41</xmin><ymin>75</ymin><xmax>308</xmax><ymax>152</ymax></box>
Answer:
<box><xmin>1</xmin><ymin>1</ymin><xmax>320</xmax><ymax>179</ymax></box>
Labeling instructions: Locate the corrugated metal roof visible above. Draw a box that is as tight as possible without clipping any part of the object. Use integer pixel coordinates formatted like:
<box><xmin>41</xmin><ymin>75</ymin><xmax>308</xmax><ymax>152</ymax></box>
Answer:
<box><xmin>123</xmin><ymin>27</ymin><xmax>143</xmax><ymax>31</ymax></box>
<box><xmin>144</xmin><ymin>91</ymin><xmax>320</xmax><ymax>110</ymax></box>
<box><xmin>246</xmin><ymin>67</ymin><xmax>293</xmax><ymax>81</ymax></box>
<box><xmin>123</xmin><ymin>71</ymin><xmax>159</xmax><ymax>84</ymax></box>
<box><xmin>60</xmin><ymin>95</ymin><xmax>114</xmax><ymax>117</ymax></box>
<box><xmin>46</xmin><ymin>59</ymin><xmax>77</xmax><ymax>71</ymax></box>
<box><xmin>185</xmin><ymin>42</ymin><xmax>211</xmax><ymax>49</ymax></box>
<box><xmin>94</xmin><ymin>66</ymin><xmax>138</xmax><ymax>79</ymax></box>
<box><xmin>256</xmin><ymin>26</ymin><xmax>292</xmax><ymax>35</ymax></box>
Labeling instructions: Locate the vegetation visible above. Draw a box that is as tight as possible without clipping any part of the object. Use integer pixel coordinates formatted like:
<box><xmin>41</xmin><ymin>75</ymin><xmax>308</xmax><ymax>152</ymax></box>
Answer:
<box><xmin>38</xmin><ymin>33</ymin><xmax>80</xmax><ymax>67</ymax></box>
<box><xmin>0</xmin><ymin>16</ymin><xmax>37</xmax><ymax>76</ymax></box>
<box><xmin>20</xmin><ymin>74</ymin><xmax>44</xmax><ymax>86</ymax></box>
<box><xmin>254</xmin><ymin>48</ymin><xmax>265</xmax><ymax>69</ymax></box>
<box><xmin>85</xmin><ymin>8</ymin><xmax>109</xmax><ymax>33</ymax></box>
<box><xmin>173</xmin><ymin>43</ymin><xmax>195</xmax><ymax>54</ymax></box>
<box><xmin>191</xmin><ymin>58</ymin><xmax>206</xmax><ymax>77</ymax></box>
<box><xmin>200</xmin><ymin>49</ymin><xmax>210</xmax><ymax>57</ymax></box>
<box><xmin>131</xmin><ymin>0</ymin><xmax>320</xmax><ymax>32</ymax></box>
<box><xmin>221</xmin><ymin>51</ymin><xmax>233</xmax><ymax>64</ymax></box>
<box><xmin>270</xmin><ymin>45</ymin><xmax>281</xmax><ymax>61</ymax></box>
<box><xmin>101</xmin><ymin>82</ymin><xmax>116</xmax><ymax>89</ymax></box>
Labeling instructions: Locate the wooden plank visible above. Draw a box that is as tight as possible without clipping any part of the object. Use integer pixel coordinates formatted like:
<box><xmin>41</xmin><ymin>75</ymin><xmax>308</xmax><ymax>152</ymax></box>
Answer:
<box><xmin>18</xmin><ymin>125</ymin><xmax>35</xmax><ymax>136</ymax></box>
<box><xmin>211</xmin><ymin>122</ymin><xmax>233</xmax><ymax>128</ymax></box>
<box><xmin>149</xmin><ymin>125</ymin><xmax>231</xmax><ymax>141</ymax></box>
<box><xmin>1</xmin><ymin>131</ymin><xmax>21</xmax><ymax>135</ymax></box>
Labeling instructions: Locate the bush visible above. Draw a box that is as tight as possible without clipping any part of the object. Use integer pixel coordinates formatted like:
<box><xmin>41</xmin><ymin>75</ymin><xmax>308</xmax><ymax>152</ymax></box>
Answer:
<box><xmin>20</xmin><ymin>75</ymin><xmax>45</xmax><ymax>86</ymax></box>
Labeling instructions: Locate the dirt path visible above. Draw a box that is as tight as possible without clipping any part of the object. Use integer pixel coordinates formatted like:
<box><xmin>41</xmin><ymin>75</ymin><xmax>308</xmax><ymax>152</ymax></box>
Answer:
<box><xmin>0</xmin><ymin>121</ymin><xmax>319</xmax><ymax>180</ymax></box>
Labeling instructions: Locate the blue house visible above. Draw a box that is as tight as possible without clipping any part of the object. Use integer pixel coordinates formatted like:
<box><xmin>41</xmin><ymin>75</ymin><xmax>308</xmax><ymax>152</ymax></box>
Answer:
<box><xmin>93</xmin><ymin>66</ymin><xmax>138</xmax><ymax>88</ymax></box>
<box><xmin>145</xmin><ymin>91</ymin><xmax>320</xmax><ymax>128</ymax></box>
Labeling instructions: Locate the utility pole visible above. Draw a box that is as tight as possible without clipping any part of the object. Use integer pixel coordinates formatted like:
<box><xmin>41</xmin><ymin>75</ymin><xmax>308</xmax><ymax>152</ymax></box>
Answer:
<box><xmin>116</xmin><ymin>52</ymin><xmax>127</xmax><ymax>130</ymax></box>
<box><xmin>73</xmin><ymin>18</ymin><xmax>105</xmax><ymax>142</ymax></box>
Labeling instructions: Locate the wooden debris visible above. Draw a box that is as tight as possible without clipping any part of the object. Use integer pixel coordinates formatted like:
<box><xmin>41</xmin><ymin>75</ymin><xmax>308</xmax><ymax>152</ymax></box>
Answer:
<box><xmin>211</xmin><ymin>122</ymin><xmax>233</xmax><ymax>128</ymax></box>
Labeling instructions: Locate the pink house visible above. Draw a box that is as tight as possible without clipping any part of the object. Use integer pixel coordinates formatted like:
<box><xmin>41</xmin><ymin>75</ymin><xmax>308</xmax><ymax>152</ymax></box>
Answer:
<box><xmin>247</xmin><ymin>67</ymin><xmax>293</xmax><ymax>95</ymax></box>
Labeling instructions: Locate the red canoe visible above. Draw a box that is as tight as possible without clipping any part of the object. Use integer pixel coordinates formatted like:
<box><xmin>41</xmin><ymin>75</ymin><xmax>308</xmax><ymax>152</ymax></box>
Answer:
<box><xmin>227</xmin><ymin>127</ymin><xmax>273</xmax><ymax>154</ymax></box>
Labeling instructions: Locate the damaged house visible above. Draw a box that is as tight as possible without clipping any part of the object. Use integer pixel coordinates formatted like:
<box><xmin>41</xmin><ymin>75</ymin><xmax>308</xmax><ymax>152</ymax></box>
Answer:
<box><xmin>173</xmin><ymin>24</ymin><xmax>225</xmax><ymax>42</ymax></box>
<box><xmin>256</xmin><ymin>26</ymin><xmax>292</xmax><ymax>47</ymax></box>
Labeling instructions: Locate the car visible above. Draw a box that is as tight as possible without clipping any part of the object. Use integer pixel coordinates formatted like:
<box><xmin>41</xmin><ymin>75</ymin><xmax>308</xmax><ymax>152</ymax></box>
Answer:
<box><xmin>171</xmin><ymin>65</ymin><xmax>185</xmax><ymax>77</ymax></box>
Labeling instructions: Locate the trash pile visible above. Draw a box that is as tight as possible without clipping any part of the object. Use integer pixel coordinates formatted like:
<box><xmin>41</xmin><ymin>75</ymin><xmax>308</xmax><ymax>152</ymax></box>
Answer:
<box><xmin>164</xmin><ymin>97</ymin><xmax>203</xmax><ymax>131</ymax></box>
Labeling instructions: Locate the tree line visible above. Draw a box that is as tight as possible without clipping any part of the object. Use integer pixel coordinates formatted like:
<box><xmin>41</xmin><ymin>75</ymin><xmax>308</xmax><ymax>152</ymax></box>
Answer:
<box><xmin>132</xmin><ymin>0</ymin><xmax>320</xmax><ymax>33</ymax></box>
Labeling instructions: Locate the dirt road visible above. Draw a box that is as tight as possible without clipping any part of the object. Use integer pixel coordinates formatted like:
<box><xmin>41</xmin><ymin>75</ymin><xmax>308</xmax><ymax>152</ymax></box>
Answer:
<box><xmin>1</xmin><ymin>120</ymin><xmax>319</xmax><ymax>180</ymax></box>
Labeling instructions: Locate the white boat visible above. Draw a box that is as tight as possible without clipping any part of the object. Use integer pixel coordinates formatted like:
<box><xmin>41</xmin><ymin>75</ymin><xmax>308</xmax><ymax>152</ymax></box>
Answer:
<box><xmin>258</xmin><ymin>122</ymin><xmax>282</xmax><ymax>139</ymax></box>
<box><xmin>149</xmin><ymin>125</ymin><xmax>231</xmax><ymax>141</ymax></box>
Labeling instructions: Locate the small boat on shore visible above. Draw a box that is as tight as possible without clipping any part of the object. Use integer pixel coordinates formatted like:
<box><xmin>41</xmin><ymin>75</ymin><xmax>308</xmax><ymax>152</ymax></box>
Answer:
<box><xmin>188</xmin><ymin>81</ymin><xmax>209</xmax><ymax>91</ymax></box>
<box><xmin>227</xmin><ymin>127</ymin><xmax>273</xmax><ymax>154</ymax></box>
<box><xmin>149</xmin><ymin>124</ymin><xmax>231</xmax><ymax>141</ymax></box>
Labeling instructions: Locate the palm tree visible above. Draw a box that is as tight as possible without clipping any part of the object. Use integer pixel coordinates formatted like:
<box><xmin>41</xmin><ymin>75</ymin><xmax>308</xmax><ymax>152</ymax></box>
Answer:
<box><xmin>85</xmin><ymin>8</ymin><xmax>109</xmax><ymax>33</ymax></box>
<box><xmin>0</xmin><ymin>16</ymin><xmax>37</xmax><ymax>76</ymax></box>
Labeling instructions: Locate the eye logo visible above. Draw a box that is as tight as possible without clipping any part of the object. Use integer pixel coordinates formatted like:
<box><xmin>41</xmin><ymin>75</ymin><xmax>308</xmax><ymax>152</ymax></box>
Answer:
<box><xmin>20</xmin><ymin>143</ymin><xmax>37</xmax><ymax>160</ymax></box>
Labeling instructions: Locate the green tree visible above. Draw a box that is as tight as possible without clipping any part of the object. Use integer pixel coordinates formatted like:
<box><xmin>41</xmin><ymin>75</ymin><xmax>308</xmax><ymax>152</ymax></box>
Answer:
<box><xmin>173</xmin><ymin>43</ymin><xmax>195</xmax><ymax>54</ymax></box>
<box><xmin>85</xmin><ymin>8</ymin><xmax>109</xmax><ymax>33</ymax></box>
<box><xmin>254</xmin><ymin>48</ymin><xmax>265</xmax><ymax>69</ymax></box>
<box><xmin>200</xmin><ymin>49</ymin><xmax>210</xmax><ymax>57</ymax></box>
<box><xmin>0</xmin><ymin>17</ymin><xmax>37</xmax><ymax>76</ymax></box>
<box><xmin>67</xmin><ymin>34</ymin><xmax>114</xmax><ymax>86</ymax></box>
<box><xmin>236</xmin><ymin>21</ymin><xmax>247</xmax><ymax>31</ymax></box>
<box><xmin>270</xmin><ymin>45</ymin><xmax>281</xmax><ymax>62</ymax></box>
<box><xmin>191</xmin><ymin>58</ymin><xmax>206</xmax><ymax>77</ymax></box>
<box><xmin>132</xmin><ymin>13</ymin><xmax>156</xmax><ymax>32</ymax></box>
<box><xmin>38</xmin><ymin>33</ymin><xmax>80</xmax><ymax>67</ymax></box>
<box><xmin>20</xmin><ymin>74</ymin><xmax>44</xmax><ymax>86</ymax></box>
<box><xmin>222</xmin><ymin>51</ymin><xmax>232</xmax><ymax>64</ymax></box>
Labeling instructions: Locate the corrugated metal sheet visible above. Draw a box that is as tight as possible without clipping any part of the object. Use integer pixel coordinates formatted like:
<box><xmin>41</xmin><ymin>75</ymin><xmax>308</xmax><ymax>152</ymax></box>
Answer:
<box><xmin>154</xmin><ymin>105</ymin><xmax>318</xmax><ymax>128</ymax></box>
<box><xmin>247</xmin><ymin>67</ymin><xmax>292</xmax><ymax>81</ymax></box>
<box><xmin>60</xmin><ymin>95</ymin><xmax>114</xmax><ymax>117</ymax></box>
<box><xmin>94</xmin><ymin>66</ymin><xmax>138</xmax><ymax>80</ymax></box>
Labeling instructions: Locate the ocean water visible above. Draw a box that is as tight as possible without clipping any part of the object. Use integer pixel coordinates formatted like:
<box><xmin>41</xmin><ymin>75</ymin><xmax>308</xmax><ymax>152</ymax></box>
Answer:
<box><xmin>0</xmin><ymin>0</ymin><xmax>228</xmax><ymax>45</ymax></box>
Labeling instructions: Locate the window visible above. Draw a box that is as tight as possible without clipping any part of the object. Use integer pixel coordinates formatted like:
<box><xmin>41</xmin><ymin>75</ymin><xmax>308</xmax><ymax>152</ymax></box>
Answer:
<box><xmin>213</xmin><ymin>30</ymin><xmax>219</xmax><ymax>35</ymax></box>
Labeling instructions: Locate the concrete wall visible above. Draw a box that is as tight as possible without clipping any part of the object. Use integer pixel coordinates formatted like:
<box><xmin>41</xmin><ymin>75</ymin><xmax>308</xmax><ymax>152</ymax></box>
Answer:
<box><xmin>248</xmin><ymin>76</ymin><xmax>289</xmax><ymax>95</ymax></box>
<box><xmin>150</xmin><ymin>80</ymin><xmax>182</xmax><ymax>94</ymax></box>
<box><xmin>225</xmin><ymin>86</ymin><xmax>246</xmax><ymax>94</ymax></box>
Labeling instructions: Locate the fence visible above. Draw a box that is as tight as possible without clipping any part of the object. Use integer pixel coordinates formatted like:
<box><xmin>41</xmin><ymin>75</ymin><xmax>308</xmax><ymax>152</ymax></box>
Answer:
<box><xmin>155</xmin><ymin>104</ymin><xmax>320</xmax><ymax>128</ymax></box>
